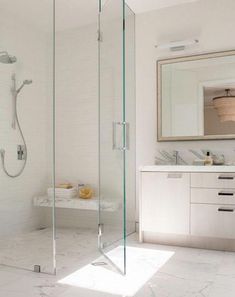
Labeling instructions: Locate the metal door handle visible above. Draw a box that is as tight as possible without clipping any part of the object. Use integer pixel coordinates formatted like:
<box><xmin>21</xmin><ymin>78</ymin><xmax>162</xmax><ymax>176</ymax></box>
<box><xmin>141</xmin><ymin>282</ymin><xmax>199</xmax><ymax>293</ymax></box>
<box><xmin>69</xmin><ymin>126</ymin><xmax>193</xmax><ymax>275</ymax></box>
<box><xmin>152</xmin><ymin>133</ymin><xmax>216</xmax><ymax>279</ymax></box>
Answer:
<box><xmin>112</xmin><ymin>122</ymin><xmax>129</xmax><ymax>151</ymax></box>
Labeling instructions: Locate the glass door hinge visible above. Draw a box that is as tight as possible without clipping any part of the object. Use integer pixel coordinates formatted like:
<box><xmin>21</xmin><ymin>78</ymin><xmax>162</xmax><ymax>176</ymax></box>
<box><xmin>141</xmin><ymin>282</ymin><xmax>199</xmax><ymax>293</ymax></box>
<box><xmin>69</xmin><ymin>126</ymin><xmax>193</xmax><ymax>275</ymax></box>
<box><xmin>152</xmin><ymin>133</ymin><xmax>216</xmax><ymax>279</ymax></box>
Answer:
<box><xmin>98</xmin><ymin>223</ymin><xmax>104</xmax><ymax>236</ymax></box>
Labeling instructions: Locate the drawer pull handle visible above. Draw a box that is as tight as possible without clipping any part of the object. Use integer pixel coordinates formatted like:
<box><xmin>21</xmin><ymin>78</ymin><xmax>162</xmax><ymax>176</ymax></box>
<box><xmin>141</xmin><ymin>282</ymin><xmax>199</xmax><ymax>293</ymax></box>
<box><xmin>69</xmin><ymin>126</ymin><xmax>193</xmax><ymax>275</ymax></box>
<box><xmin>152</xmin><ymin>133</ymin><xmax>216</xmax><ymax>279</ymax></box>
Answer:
<box><xmin>218</xmin><ymin>176</ymin><xmax>234</xmax><ymax>180</ymax></box>
<box><xmin>218</xmin><ymin>192</ymin><xmax>234</xmax><ymax>196</ymax></box>
<box><xmin>218</xmin><ymin>207</ymin><xmax>234</xmax><ymax>212</ymax></box>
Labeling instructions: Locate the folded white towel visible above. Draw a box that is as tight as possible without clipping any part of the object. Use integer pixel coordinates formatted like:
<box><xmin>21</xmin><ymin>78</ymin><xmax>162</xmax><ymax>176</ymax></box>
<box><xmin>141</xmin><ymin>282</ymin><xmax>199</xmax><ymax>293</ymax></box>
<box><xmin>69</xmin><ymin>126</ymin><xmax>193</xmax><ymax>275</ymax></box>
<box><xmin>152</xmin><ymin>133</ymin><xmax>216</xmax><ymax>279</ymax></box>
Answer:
<box><xmin>47</xmin><ymin>187</ymin><xmax>77</xmax><ymax>198</ymax></box>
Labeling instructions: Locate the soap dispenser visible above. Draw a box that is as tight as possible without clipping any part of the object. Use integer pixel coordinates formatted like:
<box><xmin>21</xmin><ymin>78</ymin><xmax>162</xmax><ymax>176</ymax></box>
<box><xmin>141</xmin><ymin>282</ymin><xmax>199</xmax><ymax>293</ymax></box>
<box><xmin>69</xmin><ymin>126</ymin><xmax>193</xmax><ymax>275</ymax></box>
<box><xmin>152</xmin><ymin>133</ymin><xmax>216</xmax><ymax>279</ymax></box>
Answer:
<box><xmin>205</xmin><ymin>151</ymin><xmax>213</xmax><ymax>166</ymax></box>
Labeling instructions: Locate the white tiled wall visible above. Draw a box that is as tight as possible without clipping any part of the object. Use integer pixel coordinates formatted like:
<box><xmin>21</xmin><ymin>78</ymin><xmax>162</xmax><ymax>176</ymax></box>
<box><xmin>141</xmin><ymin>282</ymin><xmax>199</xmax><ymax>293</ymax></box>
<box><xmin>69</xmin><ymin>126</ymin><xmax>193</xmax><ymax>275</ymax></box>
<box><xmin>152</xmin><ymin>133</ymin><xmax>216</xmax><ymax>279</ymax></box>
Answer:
<box><xmin>0</xmin><ymin>11</ymin><xmax>53</xmax><ymax>238</ymax></box>
<box><xmin>54</xmin><ymin>24</ymin><xmax>99</xmax><ymax>228</ymax></box>
<box><xmin>55</xmin><ymin>24</ymin><xmax>99</xmax><ymax>193</ymax></box>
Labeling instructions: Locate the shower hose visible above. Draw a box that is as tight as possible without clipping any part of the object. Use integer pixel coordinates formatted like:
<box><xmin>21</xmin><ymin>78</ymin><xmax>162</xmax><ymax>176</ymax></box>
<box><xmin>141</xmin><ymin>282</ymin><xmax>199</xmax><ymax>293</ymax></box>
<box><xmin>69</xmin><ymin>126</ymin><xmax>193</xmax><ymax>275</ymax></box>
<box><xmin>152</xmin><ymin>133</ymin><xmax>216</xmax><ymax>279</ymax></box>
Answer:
<box><xmin>0</xmin><ymin>95</ymin><xmax>27</xmax><ymax>178</ymax></box>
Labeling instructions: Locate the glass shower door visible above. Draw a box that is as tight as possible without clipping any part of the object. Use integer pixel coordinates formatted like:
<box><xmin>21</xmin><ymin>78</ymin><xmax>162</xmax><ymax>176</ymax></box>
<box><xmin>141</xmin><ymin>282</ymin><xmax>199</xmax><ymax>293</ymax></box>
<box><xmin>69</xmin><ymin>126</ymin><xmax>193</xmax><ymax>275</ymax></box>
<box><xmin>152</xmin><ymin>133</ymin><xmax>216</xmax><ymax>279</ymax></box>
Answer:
<box><xmin>98</xmin><ymin>0</ymin><xmax>127</xmax><ymax>274</ymax></box>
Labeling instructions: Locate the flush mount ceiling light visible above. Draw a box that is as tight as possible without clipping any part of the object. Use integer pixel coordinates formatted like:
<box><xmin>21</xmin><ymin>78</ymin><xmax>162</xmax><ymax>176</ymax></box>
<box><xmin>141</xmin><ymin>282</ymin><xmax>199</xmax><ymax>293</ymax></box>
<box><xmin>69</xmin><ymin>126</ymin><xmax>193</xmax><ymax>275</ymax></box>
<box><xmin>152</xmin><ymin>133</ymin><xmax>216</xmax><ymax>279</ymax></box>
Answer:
<box><xmin>155</xmin><ymin>39</ymin><xmax>199</xmax><ymax>51</ymax></box>
<box><xmin>213</xmin><ymin>89</ymin><xmax>235</xmax><ymax>122</ymax></box>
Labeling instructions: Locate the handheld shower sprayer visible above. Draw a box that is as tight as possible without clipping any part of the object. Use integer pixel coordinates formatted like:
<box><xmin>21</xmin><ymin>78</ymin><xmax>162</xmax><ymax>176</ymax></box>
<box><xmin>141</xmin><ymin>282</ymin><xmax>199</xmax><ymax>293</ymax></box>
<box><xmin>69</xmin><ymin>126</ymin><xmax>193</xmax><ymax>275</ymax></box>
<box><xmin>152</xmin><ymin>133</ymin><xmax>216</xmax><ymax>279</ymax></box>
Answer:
<box><xmin>0</xmin><ymin>74</ymin><xmax>33</xmax><ymax>178</ymax></box>
<box><xmin>16</xmin><ymin>79</ymin><xmax>33</xmax><ymax>94</ymax></box>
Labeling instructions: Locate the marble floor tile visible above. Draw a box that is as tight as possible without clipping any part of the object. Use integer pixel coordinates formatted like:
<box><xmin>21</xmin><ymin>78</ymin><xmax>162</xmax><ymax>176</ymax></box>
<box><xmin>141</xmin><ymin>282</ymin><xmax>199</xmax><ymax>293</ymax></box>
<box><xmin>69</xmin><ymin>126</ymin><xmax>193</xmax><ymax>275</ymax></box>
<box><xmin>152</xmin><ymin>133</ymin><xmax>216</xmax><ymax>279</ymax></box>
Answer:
<box><xmin>58</xmin><ymin>287</ymin><xmax>118</xmax><ymax>297</ymax></box>
<box><xmin>0</xmin><ymin>229</ymin><xmax>235</xmax><ymax>297</ymax></box>
<box><xmin>135</xmin><ymin>273</ymin><xmax>213</xmax><ymax>297</ymax></box>
<box><xmin>207</xmin><ymin>274</ymin><xmax>235</xmax><ymax>297</ymax></box>
<box><xmin>158</xmin><ymin>258</ymin><xmax>218</xmax><ymax>282</ymax></box>
<box><xmin>0</xmin><ymin>268</ymin><xmax>23</xmax><ymax>287</ymax></box>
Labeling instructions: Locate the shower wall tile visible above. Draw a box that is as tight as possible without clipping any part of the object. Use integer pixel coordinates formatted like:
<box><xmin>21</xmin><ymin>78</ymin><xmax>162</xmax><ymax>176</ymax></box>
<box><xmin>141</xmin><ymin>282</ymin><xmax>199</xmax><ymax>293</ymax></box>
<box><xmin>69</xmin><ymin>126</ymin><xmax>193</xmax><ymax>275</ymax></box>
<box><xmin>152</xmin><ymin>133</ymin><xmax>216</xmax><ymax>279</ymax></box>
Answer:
<box><xmin>0</xmin><ymin>12</ymin><xmax>53</xmax><ymax>238</ymax></box>
<box><xmin>53</xmin><ymin>24</ymin><xmax>99</xmax><ymax>228</ymax></box>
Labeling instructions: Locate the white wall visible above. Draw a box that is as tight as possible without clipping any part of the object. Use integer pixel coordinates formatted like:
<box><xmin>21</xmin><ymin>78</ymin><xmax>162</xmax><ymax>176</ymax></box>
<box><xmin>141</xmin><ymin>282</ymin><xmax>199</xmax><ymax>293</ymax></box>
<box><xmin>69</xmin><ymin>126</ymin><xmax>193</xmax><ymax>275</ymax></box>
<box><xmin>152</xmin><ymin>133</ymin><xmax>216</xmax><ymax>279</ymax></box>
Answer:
<box><xmin>135</xmin><ymin>0</ymin><xmax>235</xmax><ymax>217</ymax></box>
<box><xmin>55</xmin><ymin>24</ymin><xmax>98</xmax><ymax>191</ymax></box>
<box><xmin>54</xmin><ymin>24</ymin><xmax>99</xmax><ymax>228</ymax></box>
<box><xmin>0</xmin><ymin>11</ymin><xmax>52</xmax><ymax>238</ymax></box>
<box><xmin>136</xmin><ymin>0</ymin><xmax>235</xmax><ymax>167</ymax></box>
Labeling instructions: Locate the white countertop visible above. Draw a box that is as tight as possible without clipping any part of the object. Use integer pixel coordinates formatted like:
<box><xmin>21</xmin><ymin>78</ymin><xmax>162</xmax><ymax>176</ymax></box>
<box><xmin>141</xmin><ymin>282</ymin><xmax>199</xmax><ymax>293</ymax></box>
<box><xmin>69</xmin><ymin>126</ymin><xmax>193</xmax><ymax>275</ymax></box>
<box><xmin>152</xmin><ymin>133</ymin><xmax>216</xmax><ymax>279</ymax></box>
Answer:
<box><xmin>140</xmin><ymin>165</ymin><xmax>235</xmax><ymax>173</ymax></box>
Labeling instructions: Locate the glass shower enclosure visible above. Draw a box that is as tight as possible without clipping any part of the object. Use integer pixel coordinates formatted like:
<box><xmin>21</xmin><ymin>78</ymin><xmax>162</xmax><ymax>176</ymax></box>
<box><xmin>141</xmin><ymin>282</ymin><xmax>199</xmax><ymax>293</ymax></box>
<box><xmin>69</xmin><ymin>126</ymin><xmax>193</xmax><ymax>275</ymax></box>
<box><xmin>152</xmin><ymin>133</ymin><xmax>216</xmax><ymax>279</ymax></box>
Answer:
<box><xmin>98</xmin><ymin>0</ymin><xmax>136</xmax><ymax>274</ymax></box>
<box><xmin>0</xmin><ymin>0</ymin><xmax>135</xmax><ymax>275</ymax></box>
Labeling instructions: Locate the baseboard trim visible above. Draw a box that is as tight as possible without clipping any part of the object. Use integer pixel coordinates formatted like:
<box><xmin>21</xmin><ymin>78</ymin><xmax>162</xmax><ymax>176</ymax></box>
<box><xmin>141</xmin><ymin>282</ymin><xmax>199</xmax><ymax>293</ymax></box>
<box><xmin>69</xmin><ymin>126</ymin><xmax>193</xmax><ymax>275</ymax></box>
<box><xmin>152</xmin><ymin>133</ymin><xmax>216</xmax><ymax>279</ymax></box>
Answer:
<box><xmin>142</xmin><ymin>231</ymin><xmax>235</xmax><ymax>252</ymax></box>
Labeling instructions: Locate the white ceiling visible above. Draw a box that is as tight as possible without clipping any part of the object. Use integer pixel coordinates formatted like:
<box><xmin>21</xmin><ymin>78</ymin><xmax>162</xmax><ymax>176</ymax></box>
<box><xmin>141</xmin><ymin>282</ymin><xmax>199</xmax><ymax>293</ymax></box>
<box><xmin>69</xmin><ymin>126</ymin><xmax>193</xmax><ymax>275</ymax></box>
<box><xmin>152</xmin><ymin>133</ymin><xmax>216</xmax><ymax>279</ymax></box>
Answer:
<box><xmin>0</xmin><ymin>0</ymin><xmax>199</xmax><ymax>32</ymax></box>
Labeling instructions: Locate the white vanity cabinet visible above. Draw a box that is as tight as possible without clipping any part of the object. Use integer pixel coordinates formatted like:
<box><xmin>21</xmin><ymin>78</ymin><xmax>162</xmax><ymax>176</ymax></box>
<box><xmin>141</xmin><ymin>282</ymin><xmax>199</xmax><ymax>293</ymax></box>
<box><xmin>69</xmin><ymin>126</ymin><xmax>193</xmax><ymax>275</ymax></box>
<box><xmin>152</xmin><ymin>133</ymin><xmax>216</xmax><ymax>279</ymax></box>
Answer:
<box><xmin>140</xmin><ymin>172</ymin><xmax>190</xmax><ymax>235</ymax></box>
<box><xmin>139</xmin><ymin>166</ymin><xmax>235</xmax><ymax>250</ymax></box>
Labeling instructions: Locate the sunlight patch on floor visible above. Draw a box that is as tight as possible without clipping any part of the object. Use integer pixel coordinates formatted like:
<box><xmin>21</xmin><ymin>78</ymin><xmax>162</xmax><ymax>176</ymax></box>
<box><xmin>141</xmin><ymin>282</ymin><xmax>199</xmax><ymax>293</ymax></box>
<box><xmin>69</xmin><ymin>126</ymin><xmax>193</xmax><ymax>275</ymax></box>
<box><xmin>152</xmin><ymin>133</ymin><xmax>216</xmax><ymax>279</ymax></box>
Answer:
<box><xmin>58</xmin><ymin>246</ymin><xmax>174</xmax><ymax>296</ymax></box>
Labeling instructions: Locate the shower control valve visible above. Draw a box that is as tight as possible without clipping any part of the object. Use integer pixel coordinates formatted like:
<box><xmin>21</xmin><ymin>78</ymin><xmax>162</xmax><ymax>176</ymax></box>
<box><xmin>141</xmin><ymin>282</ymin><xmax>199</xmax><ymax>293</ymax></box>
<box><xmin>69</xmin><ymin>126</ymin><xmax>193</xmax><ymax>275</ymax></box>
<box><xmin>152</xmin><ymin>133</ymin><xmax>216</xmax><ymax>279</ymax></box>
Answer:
<box><xmin>17</xmin><ymin>145</ymin><xmax>26</xmax><ymax>160</ymax></box>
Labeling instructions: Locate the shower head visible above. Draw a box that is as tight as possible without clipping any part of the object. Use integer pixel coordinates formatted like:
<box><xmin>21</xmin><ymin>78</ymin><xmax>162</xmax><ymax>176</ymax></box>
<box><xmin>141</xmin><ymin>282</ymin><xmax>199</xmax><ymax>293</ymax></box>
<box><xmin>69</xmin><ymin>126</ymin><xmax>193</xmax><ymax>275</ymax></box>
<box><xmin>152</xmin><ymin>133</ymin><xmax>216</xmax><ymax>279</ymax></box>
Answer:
<box><xmin>0</xmin><ymin>51</ymin><xmax>17</xmax><ymax>64</ymax></box>
<box><xmin>16</xmin><ymin>79</ymin><xmax>33</xmax><ymax>94</ymax></box>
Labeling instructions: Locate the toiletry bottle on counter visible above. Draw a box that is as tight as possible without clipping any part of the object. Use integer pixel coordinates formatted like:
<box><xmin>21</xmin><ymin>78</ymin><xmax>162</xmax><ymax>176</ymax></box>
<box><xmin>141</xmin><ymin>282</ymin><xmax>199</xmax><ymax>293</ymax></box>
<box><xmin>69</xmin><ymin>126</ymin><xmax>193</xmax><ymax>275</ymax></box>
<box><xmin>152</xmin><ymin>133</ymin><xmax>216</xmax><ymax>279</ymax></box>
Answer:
<box><xmin>205</xmin><ymin>151</ymin><xmax>213</xmax><ymax>166</ymax></box>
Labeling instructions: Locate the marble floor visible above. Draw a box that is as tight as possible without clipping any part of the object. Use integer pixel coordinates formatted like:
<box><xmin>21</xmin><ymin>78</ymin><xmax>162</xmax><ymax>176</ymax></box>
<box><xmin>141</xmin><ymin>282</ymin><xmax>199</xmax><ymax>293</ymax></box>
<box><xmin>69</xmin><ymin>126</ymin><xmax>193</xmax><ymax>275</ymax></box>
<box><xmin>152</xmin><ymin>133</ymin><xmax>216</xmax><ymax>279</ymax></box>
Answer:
<box><xmin>0</xmin><ymin>227</ymin><xmax>100</xmax><ymax>274</ymax></box>
<box><xmin>0</xmin><ymin>228</ymin><xmax>235</xmax><ymax>296</ymax></box>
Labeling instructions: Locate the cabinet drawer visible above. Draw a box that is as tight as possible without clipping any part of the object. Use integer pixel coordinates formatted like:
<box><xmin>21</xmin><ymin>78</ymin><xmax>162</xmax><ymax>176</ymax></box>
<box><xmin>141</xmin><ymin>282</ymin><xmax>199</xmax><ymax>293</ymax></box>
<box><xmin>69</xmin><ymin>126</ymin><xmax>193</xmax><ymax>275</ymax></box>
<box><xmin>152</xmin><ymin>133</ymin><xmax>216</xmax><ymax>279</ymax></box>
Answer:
<box><xmin>191</xmin><ymin>188</ymin><xmax>235</xmax><ymax>205</ymax></box>
<box><xmin>191</xmin><ymin>204</ymin><xmax>235</xmax><ymax>239</ymax></box>
<box><xmin>191</xmin><ymin>173</ymin><xmax>235</xmax><ymax>189</ymax></box>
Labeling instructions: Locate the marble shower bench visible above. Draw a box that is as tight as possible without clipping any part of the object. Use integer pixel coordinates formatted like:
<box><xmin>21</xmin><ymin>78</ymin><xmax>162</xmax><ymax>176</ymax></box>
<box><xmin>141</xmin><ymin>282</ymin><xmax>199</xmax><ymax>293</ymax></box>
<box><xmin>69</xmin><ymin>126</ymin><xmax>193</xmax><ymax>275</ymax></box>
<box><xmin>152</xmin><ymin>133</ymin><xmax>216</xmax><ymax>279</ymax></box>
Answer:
<box><xmin>33</xmin><ymin>196</ymin><xmax>121</xmax><ymax>212</ymax></box>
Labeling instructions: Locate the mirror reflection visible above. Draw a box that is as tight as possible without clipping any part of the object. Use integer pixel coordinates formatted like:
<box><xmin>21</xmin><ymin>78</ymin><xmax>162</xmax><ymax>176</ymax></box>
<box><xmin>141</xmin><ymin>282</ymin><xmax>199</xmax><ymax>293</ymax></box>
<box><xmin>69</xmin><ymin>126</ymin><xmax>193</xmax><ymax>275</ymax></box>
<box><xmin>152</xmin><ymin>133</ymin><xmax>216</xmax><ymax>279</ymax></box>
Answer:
<box><xmin>158</xmin><ymin>50</ymin><xmax>235</xmax><ymax>141</ymax></box>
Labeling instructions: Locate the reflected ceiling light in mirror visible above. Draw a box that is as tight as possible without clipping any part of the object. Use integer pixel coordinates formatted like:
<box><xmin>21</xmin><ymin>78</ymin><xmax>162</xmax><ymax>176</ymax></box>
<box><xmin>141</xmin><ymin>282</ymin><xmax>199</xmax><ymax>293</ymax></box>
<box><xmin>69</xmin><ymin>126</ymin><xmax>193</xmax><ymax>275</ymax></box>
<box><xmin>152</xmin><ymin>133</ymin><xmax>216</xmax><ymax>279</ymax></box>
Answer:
<box><xmin>155</xmin><ymin>39</ymin><xmax>199</xmax><ymax>51</ymax></box>
<box><xmin>213</xmin><ymin>89</ymin><xmax>235</xmax><ymax>122</ymax></box>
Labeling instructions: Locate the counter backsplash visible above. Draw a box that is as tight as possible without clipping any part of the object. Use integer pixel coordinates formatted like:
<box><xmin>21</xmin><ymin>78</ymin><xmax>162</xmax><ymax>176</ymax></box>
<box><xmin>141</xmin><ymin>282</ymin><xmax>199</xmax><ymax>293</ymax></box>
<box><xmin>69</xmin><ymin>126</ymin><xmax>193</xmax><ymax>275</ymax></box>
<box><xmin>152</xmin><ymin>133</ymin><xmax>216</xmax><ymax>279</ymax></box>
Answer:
<box><xmin>155</xmin><ymin>149</ymin><xmax>235</xmax><ymax>166</ymax></box>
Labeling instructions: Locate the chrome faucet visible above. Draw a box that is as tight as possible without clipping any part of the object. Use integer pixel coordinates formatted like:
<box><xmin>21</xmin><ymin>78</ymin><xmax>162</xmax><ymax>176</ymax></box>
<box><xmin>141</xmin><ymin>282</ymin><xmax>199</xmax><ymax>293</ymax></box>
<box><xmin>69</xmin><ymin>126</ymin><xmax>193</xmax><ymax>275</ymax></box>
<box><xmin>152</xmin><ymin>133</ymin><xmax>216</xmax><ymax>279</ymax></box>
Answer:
<box><xmin>173</xmin><ymin>150</ymin><xmax>179</xmax><ymax>165</ymax></box>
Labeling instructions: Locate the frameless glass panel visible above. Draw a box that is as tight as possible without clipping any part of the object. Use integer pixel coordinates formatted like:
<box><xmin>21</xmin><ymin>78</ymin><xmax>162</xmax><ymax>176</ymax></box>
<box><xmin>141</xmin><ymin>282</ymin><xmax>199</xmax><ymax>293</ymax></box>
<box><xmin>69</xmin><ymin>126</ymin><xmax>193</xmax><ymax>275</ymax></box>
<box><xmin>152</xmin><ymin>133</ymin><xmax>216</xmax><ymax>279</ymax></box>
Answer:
<box><xmin>0</xmin><ymin>0</ymin><xmax>55</xmax><ymax>273</ymax></box>
<box><xmin>99</xmin><ymin>0</ymin><xmax>126</xmax><ymax>273</ymax></box>
<box><xmin>99</xmin><ymin>0</ymin><xmax>135</xmax><ymax>274</ymax></box>
<box><xmin>124</xmin><ymin>4</ymin><xmax>136</xmax><ymax>240</ymax></box>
